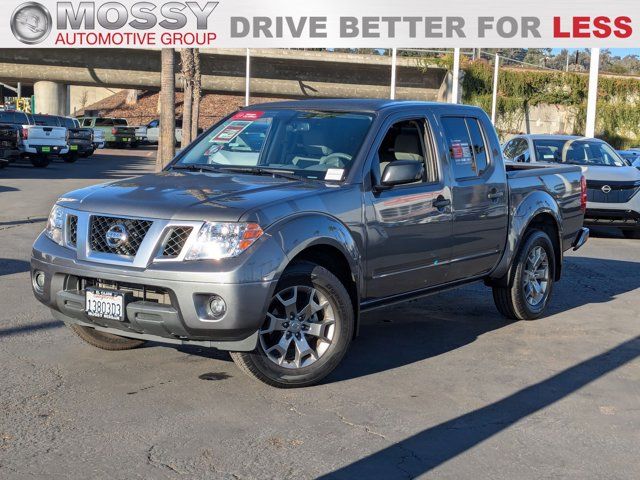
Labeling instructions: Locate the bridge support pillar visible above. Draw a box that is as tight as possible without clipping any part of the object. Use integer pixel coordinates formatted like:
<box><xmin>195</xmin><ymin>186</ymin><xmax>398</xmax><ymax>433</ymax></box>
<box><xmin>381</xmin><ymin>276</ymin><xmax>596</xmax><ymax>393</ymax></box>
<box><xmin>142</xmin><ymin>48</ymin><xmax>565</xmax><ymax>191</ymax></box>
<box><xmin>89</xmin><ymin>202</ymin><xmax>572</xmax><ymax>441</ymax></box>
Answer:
<box><xmin>34</xmin><ymin>81</ymin><xmax>68</xmax><ymax>115</ymax></box>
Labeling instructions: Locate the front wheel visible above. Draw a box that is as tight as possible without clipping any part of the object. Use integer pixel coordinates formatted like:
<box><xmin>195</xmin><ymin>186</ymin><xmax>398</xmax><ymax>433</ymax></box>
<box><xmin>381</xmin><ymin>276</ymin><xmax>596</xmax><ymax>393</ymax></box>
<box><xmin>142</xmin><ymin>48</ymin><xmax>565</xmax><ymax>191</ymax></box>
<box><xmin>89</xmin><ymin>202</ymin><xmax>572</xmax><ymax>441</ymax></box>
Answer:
<box><xmin>492</xmin><ymin>230</ymin><xmax>555</xmax><ymax>320</ymax></box>
<box><xmin>622</xmin><ymin>229</ymin><xmax>640</xmax><ymax>239</ymax></box>
<box><xmin>231</xmin><ymin>262</ymin><xmax>354</xmax><ymax>388</ymax></box>
<box><xmin>69</xmin><ymin>324</ymin><xmax>145</xmax><ymax>350</ymax></box>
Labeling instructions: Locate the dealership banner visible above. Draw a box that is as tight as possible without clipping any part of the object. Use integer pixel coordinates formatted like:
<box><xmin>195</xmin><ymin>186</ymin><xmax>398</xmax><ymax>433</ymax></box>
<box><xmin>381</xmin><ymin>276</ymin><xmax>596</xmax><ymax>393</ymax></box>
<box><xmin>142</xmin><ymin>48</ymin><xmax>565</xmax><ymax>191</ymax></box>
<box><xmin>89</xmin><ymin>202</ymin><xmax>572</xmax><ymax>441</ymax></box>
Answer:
<box><xmin>2</xmin><ymin>0</ymin><xmax>638</xmax><ymax>48</ymax></box>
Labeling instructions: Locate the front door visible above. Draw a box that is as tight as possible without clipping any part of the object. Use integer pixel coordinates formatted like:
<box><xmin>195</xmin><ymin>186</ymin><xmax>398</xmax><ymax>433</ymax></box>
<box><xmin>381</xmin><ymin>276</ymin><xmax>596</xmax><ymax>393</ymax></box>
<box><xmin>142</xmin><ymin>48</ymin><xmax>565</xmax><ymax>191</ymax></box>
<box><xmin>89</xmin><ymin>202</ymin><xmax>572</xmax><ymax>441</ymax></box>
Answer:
<box><xmin>364</xmin><ymin>114</ymin><xmax>453</xmax><ymax>299</ymax></box>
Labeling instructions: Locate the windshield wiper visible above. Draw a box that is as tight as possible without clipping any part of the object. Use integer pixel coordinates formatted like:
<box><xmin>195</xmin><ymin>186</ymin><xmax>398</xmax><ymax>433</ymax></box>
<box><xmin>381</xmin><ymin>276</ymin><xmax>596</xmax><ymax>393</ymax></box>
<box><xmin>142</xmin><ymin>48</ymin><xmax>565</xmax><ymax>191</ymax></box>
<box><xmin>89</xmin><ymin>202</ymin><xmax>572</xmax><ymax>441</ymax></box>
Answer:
<box><xmin>214</xmin><ymin>166</ymin><xmax>311</xmax><ymax>183</ymax></box>
<box><xmin>171</xmin><ymin>164</ymin><xmax>219</xmax><ymax>173</ymax></box>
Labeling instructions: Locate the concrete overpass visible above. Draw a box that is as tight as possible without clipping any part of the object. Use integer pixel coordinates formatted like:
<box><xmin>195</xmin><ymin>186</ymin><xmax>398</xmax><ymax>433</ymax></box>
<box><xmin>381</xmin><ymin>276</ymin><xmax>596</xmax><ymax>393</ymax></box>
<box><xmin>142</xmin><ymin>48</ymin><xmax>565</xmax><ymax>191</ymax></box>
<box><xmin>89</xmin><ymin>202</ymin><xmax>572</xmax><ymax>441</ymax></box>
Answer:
<box><xmin>0</xmin><ymin>49</ymin><xmax>449</xmax><ymax>115</ymax></box>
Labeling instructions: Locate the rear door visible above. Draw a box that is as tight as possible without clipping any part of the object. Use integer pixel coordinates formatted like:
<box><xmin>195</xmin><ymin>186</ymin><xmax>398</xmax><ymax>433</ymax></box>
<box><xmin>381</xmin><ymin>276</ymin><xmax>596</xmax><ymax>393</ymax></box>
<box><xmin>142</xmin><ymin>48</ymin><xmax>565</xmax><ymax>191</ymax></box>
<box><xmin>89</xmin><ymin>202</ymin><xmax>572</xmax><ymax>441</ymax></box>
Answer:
<box><xmin>364</xmin><ymin>110</ymin><xmax>453</xmax><ymax>299</ymax></box>
<box><xmin>438</xmin><ymin>115</ymin><xmax>509</xmax><ymax>281</ymax></box>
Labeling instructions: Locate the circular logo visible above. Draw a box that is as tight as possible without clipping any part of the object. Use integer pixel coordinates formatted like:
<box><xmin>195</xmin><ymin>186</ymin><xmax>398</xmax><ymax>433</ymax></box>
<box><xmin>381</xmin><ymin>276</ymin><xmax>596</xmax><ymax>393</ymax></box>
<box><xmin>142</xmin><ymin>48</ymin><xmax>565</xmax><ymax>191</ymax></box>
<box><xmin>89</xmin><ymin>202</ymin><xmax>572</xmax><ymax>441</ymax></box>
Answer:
<box><xmin>105</xmin><ymin>223</ymin><xmax>129</xmax><ymax>249</ymax></box>
<box><xmin>10</xmin><ymin>2</ymin><xmax>52</xmax><ymax>45</ymax></box>
<box><xmin>601</xmin><ymin>185</ymin><xmax>612</xmax><ymax>194</ymax></box>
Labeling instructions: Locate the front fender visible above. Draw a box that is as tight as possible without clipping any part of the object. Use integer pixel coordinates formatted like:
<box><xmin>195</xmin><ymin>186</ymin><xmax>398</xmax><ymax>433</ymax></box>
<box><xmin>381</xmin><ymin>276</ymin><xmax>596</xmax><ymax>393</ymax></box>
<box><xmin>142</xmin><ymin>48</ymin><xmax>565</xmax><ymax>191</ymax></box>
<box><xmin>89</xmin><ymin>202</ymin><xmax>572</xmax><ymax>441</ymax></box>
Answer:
<box><xmin>266</xmin><ymin>213</ymin><xmax>363</xmax><ymax>289</ymax></box>
<box><xmin>488</xmin><ymin>189</ymin><xmax>563</xmax><ymax>285</ymax></box>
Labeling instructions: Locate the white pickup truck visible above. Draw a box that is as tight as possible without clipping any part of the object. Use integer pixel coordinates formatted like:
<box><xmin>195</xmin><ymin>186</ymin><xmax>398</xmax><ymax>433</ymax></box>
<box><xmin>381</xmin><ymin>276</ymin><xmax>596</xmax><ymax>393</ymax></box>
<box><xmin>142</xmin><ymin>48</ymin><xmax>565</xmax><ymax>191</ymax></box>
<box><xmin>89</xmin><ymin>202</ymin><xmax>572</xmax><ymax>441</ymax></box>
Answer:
<box><xmin>0</xmin><ymin>110</ymin><xmax>68</xmax><ymax>167</ymax></box>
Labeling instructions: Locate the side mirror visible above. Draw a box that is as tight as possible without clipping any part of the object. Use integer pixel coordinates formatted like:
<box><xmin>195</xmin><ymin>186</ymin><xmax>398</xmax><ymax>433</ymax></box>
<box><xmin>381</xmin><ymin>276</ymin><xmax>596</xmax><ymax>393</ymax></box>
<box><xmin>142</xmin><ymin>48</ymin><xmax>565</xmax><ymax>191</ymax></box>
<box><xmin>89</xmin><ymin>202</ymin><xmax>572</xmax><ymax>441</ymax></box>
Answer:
<box><xmin>377</xmin><ymin>160</ymin><xmax>424</xmax><ymax>190</ymax></box>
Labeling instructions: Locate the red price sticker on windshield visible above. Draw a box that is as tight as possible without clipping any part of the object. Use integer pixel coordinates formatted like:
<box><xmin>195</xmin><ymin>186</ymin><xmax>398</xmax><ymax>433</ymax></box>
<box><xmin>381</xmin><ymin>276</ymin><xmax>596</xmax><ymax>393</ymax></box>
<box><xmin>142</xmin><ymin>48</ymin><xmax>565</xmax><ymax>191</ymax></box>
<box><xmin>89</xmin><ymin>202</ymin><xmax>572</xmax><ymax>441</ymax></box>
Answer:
<box><xmin>232</xmin><ymin>111</ymin><xmax>264</xmax><ymax>121</ymax></box>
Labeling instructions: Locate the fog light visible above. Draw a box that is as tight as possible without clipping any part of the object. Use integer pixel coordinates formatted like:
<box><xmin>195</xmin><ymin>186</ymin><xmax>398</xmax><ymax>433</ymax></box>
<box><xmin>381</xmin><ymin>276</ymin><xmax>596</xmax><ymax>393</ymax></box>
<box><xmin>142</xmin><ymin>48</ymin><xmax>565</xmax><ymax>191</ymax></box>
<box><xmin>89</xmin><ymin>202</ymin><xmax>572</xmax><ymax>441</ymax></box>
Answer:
<box><xmin>208</xmin><ymin>295</ymin><xmax>227</xmax><ymax>320</ymax></box>
<box><xmin>33</xmin><ymin>271</ymin><xmax>46</xmax><ymax>293</ymax></box>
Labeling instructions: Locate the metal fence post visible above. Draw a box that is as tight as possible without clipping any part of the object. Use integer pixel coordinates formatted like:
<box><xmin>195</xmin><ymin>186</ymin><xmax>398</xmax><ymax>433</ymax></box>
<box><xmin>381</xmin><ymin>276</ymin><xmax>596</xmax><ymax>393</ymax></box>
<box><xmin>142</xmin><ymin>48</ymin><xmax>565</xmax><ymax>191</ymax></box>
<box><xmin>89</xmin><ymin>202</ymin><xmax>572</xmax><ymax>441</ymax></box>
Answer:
<box><xmin>585</xmin><ymin>48</ymin><xmax>600</xmax><ymax>138</ymax></box>
<box><xmin>245</xmin><ymin>49</ymin><xmax>251</xmax><ymax>107</ymax></box>
<box><xmin>451</xmin><ymin>48</ymin><xmax>460</xmax><ymax>104</ymax></box>
<box><xmin>491</xmin><ymin>54</ymin><xmax>500</xmax><ymax>124</ymax></box>
<box><xmin>390</xmin><ymin>48</ymin><xmax>397</xmax><ymax>100</ymax></box>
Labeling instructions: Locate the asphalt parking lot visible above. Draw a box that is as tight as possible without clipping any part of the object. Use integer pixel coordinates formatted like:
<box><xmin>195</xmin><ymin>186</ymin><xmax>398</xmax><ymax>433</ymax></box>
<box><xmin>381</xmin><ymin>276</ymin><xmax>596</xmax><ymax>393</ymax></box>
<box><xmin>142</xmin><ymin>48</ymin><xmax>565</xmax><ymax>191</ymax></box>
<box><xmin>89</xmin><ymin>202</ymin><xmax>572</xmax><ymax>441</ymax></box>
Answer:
<box><xmin>1</xmin><ymin>149</ymin><xmax>639</xmax><ymax>479</ymax></box>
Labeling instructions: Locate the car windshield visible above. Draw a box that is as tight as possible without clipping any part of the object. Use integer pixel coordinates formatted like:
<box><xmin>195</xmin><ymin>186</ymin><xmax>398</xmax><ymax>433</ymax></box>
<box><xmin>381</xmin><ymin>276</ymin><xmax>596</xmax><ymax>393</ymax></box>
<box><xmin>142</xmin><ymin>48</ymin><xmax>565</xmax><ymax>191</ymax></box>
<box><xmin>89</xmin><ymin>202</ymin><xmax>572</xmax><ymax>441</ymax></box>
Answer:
<box><xmin>34</xmin><ymin>115</ymin><xmax>60</xmax><ymax>127</ymax></box>
<box><xmin>176</xmin><ymin>109</ymin><xmax>375</xmax><ymax>180</ymax></box>
<box><xmin>533</xmin><ymin>139</ymin><xmax>627</xmax><ymax>167</ymax></box>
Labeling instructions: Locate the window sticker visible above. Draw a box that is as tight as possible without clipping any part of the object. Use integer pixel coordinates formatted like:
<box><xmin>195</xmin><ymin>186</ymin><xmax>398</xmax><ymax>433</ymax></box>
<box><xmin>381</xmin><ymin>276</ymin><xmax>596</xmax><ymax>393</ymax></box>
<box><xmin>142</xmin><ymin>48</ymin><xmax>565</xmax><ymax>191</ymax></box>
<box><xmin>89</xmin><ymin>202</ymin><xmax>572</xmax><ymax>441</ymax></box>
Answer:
<box><xmin>232</xmin><ymin>111</ymin><xmax>264</xmax><ymax>121</ymax></box>
<box><xmin>325</xmin><ymin>168</ymin><xmax>345</xmax><ymax>181</ymax></box>
<box><xmin>210</xmin><ymin>120</ymin><xmax>253</xmax><ymax>144</ymax></box>
<box><xmin>450</xmin><ymin>140</ymin><xmax>473</xmax><ymax>165</ymax></box>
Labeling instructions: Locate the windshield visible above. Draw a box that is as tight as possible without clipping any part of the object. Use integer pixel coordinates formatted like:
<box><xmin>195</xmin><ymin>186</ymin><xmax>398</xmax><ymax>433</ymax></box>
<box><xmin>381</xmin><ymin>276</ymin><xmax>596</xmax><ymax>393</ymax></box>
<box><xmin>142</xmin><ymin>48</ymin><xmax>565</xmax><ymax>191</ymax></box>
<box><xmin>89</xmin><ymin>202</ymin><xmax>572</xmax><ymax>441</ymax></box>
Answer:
<box><xmin>533</xmin><ymin>139</ymin><xmax>627</xmax><ymax>167</ymax></box>
<box><xmin>176</xmin><ymin>109</ymin><xmax>374</xmax><ymax>180</ymax></box>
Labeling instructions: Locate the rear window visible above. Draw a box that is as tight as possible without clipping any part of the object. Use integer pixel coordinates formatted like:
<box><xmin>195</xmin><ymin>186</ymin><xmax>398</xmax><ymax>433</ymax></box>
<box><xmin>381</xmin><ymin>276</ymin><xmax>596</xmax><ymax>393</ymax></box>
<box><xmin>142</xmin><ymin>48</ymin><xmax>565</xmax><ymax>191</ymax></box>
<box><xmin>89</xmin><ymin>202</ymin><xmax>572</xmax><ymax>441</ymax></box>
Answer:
<box><xmin>34</xmin><ymin>115</ymin><xmax>60</xmax><ymax>127</ymax></box>
<box><xmin>113</xmin><ymin>119</ymin><xmax>128</xmax><ymax>126</ymax></box>
<box><xmin>60</xmin><ymin>117</ymin><xmax>78</xmax><ymax>129</ymax></box>
<box><xmin>441</xmin><ymin>116</ymin><xmax>490</xmax><ymax>179</ymax></box>
<box><xmin>95</xmin><ymin>118</ymin><xmax>113</xmax><ymax>126</ymax></box>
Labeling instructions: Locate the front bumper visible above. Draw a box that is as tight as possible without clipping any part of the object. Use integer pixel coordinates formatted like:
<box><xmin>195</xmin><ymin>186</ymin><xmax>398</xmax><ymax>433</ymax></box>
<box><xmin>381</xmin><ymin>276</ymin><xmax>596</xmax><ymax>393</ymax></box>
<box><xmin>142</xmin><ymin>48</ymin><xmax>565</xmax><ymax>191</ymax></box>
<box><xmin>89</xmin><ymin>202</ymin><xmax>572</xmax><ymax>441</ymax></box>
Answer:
<box><xmin>31</xmin><ymin>231</ymin><xmax>285</xmax><ymax>351</ymax></box>
<box><xmin>584</xmin><ymin>209</ymin><xmax>640</xmax><ymax>229</ymax></box>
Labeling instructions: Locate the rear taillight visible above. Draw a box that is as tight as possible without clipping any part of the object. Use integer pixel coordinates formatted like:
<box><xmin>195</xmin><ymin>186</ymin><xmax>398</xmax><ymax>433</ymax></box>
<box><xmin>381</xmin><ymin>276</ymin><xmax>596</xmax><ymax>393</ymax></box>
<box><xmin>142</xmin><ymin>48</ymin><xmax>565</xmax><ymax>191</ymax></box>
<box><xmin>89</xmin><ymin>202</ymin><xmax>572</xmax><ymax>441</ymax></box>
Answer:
<box><xmin>21</xmin><ymin>127</ymin><xmax>29</xmax><ymax>140</ymax></box>
<box><xmin>580</xmin><ymin>175</ymin><xmax>587</xmax><ymax>212</ymax></box>
<box><xmin>112</xmin><ymin>127</ymin><xmax>117</xmax><ymax>135</ymax></box>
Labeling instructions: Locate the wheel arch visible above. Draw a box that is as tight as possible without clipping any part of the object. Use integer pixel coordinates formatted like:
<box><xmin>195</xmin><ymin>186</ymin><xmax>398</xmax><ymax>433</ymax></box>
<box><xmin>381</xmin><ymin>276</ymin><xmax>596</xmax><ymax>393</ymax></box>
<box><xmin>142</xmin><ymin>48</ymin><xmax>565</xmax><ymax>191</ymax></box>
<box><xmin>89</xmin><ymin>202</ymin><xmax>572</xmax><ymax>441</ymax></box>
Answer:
<box><xmin>488</xmin><ymin>190</ymin><xmax>564</xmax><ymax>286</ymax></box>
<box><xmin>267</xmin><ymin>213</ymin><xmax>363</xmax><ymax>336</ymax></box>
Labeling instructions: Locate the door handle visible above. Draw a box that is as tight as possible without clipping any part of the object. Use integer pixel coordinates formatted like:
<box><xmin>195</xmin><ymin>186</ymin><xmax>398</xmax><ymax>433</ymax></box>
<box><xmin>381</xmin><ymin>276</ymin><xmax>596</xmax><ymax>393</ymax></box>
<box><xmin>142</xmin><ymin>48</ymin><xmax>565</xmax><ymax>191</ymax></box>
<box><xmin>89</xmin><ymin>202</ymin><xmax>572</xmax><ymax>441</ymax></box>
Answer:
<box><xmin>488</xmin><ymin>190</ymin><xmax>505</xmax><ymax>200</ymax></box>
<box><xmin>433</xmin><ymin>197</ymin><xmax>451</xmax><ymax>210</ymax></box>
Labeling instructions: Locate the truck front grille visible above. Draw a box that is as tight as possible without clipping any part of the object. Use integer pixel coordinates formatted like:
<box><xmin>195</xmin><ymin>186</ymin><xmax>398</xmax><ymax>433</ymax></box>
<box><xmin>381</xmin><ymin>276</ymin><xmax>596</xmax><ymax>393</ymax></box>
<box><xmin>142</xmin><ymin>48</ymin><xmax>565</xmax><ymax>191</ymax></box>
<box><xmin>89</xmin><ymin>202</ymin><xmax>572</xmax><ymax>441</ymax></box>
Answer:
<box><xmin>89</xmin><ymin>215</ymin><xmax>152</xmax><ymax>256</ymax></box>
<box><xmin>162</xmin><ymin>227</ymin><xmax>193</xmax><ymax>257</ymax></box>
<box><xmin>80</xmin><ymin>277</ymin><xmax>172</xmax><ymax>305</ymax></box>
<box><xmin>587</xmin><ymin>180</ymin><xmax>640</xmax><ymax>204</ymax></box>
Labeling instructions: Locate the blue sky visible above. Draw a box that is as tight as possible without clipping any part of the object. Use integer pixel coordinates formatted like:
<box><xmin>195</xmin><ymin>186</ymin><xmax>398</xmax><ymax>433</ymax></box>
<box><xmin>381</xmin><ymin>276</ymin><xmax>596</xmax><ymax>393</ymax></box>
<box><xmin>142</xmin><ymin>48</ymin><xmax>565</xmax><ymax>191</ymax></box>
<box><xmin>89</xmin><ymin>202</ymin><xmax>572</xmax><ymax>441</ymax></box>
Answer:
<box><xmin>552</xmin><ymin>48</ymin><xmax>639</xmax><ymax>57</ymax></box>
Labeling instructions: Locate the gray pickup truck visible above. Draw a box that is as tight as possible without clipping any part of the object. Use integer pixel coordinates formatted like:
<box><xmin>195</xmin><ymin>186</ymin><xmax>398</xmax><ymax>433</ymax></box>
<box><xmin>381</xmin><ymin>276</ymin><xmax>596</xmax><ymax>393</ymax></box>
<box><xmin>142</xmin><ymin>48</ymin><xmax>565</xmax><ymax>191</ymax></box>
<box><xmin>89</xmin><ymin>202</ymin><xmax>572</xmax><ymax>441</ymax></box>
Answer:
<box><xmin>31</xmin><ymin>100</ymin><xmax>589</xmax><ymax>388</ymax></box>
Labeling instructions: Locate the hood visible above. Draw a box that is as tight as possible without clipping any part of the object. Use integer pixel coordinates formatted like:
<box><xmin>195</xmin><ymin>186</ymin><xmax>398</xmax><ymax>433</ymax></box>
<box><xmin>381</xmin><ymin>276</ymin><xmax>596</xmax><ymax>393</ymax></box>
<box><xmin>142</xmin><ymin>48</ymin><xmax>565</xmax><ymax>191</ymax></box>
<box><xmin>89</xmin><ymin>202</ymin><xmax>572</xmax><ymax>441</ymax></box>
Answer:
<box><xmin>583</xmin><ymin>165</ymin><xmax>640</xmax><ymax>183</ymax></box>
<box><xmin>58</xmin><ymin>171</ymin><xmax>327</xmax><ymax>222</ymax></box>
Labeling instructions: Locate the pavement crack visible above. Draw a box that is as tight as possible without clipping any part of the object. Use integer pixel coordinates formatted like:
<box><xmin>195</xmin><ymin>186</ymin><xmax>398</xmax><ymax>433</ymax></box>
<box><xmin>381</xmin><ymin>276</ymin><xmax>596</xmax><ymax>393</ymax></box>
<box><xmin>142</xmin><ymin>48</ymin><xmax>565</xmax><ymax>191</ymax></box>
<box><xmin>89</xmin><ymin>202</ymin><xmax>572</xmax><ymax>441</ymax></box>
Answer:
<box><xmin>334</xmin><ymin>411</ymin><xmax>387</xmax><ymax>440</ymax></box>
<box><xmin>146</xmin><ymin>445</ymin><xmax>186</xmax><ymax>475</ymax></box>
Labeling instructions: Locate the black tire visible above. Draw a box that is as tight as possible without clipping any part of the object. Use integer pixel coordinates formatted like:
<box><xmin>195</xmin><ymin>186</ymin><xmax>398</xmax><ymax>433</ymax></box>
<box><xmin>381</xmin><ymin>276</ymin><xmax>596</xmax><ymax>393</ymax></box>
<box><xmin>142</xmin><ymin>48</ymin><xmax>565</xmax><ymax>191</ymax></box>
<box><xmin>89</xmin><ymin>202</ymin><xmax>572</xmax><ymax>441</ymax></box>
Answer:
<box><xmin>0</xmin><ymin>160</ymin><xmax>7</xmax><ymax>169</ymax></box>
<box><xmin>231</xmin><ymin>262</ymin><xmax>354</xmax><ymax>388</ymax></box>
<box><xmin>492</xmin><ymin>230</ymin><xmax>556</xmax><ymax>321</ymax></box>
<box><xmin>81</xmin><ymin>149</ymin><xmax>94</xmax><ymax>158</ymax></box>
<box><xmin>622</xmin><ymin>229</ymin><xmax>640</xmax><ymax>239</ymax></box>
<box><xmin>30</xmin><ymin>155</ymin><xmax>50</xmax><ymax>168</ymax></box>
<box><xmin>69</xmin><ymin>324</ymin><xmax>145</xmax><ymax>351</ymax></box>
<box><xmin>63</xmin><ymin>154</ymin><xmax>78</xmax><ymax>163</ymax></box>
<box><xmin>130</xmin><ymin>142</ymin><xmax>139</xmax><ymax>149</ymax></box>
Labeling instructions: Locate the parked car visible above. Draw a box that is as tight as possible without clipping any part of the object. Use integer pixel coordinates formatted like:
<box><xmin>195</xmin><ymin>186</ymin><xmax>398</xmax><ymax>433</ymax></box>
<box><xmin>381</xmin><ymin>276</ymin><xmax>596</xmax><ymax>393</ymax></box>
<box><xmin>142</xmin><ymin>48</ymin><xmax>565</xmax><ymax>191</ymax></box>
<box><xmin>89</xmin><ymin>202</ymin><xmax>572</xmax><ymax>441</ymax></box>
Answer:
<box><xmin>617</xmin><ymin>149</ymin><xmax>640</xmax><ymax>168</ymax></box>
<box><xmin>92</xmin><ymin>129</ymin><xmax>106</xmax><ymax>150</ymax></box>
<box><xmin>503</xmin><ymin>134</ymin><xmax>640</xmax><ymax>239</ymax></box>
<box><xmin>34</xmin><ymin>115</ymin><xmax>95</xmax><ymax>162</ymax></box>
<box><xmin>141</xmin><ymin>118</ymin><xmax>203</xmax><ymax>145</ymax></box>
<box><xmin>32</xmin><ymin>100</ymin><xmax>588</xmax><ymax>388</ymax></box>
<box><xmin>79</xmin><ymin>117</ymin><xmax>138</xmax><ymax>148</ymax></box>
<box><xmin>0</xmin><ymin>110</ymin><xmax>69</xmax><ymax>167</ymax></box>
<box><xmin>0</xmin><ymin>123</ymin><xmax>21</xmax><ymax>168</ymax></box>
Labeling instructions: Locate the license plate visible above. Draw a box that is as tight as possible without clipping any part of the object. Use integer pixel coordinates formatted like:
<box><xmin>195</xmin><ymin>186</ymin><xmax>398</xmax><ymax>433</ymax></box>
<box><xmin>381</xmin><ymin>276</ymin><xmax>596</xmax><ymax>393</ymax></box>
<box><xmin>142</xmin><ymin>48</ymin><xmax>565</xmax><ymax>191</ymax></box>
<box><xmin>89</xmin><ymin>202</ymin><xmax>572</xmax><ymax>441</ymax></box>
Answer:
<box><xmin>41</xmin><ymin>146</ymin><xmax>51</xmax><ymax>153</ymax></box>
<box><xmin>85</xmin><ymin>288</ymin><xmax>126</xmax><ymax>321</ymax></box>
<box><xmin>122</xmin><ymin>138</ymin><xmax>130</xmax><ymax>142</ymax></box>
<box><xmin>70</xmin><ymin>145</ymin><xmax>78</xmax><ymax>151</ymax></box>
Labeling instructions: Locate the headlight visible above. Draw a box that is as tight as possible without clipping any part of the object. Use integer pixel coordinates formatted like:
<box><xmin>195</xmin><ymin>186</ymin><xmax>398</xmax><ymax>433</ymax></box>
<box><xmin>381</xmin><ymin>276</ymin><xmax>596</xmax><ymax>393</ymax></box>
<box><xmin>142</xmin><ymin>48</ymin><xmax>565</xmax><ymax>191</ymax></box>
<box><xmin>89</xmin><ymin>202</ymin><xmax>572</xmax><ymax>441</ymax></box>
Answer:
<box><xmin>45</xmin><ymin>205</ymin><xmax>66</xmax><ymax>246</ymax></box>
<box><xmin>185</xmin><ymin>222</ymin><xmax>263</xmax><ymax>260</ymax></box>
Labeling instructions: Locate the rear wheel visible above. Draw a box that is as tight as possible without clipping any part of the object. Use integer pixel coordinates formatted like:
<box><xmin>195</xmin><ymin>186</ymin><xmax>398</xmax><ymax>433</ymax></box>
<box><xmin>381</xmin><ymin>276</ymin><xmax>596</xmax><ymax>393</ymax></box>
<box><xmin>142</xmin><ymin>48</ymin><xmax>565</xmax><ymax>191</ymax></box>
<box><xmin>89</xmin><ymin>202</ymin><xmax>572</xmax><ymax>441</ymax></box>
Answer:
<box><xmin>231</xmin><ymin>262</ymin><xmax>354</xmax><ymax>388</ymax></box>
<box><xmin>69</xmin><ymin>324</ymin><xmax>145</xmax><ymax>351</ymax></box>
<box><xmin>30</xmin><ymin>155</ymin><xmax>50</xmax><ymax>168</ymax></box>
<box><xmin>81</xmin><ymin>149</ymin><xmax>94</xmax><ymax>158</ymax></box>
<box><xmin>493</xmin><ymin>230</ymin><xmax>555</xmax><ymax>320</ymax></box>
<box><xmin>0</xmin><ymin>160</ymin><xmax>7</xmax><ymax>169</ymax></box>
<box><xmin>622</xmin><ymin>229</ymin><xmax>640</xmax><ymax>239</ymax></box>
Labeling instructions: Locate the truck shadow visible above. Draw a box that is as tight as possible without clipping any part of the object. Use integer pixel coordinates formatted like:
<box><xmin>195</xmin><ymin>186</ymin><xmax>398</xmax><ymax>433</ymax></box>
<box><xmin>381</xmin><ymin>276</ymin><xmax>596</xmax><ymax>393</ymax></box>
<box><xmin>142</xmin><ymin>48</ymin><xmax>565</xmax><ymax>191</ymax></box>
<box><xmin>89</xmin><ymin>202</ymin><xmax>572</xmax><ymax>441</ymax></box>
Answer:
<box><xmin>329</xmin><ymin>256</ymin><xmax>640</xmax><ymax>383</ymax></box>
<box><xmin>320</xmin><ymin>334</ymin><xmax>640</xmax><ymax>479</ymax></box>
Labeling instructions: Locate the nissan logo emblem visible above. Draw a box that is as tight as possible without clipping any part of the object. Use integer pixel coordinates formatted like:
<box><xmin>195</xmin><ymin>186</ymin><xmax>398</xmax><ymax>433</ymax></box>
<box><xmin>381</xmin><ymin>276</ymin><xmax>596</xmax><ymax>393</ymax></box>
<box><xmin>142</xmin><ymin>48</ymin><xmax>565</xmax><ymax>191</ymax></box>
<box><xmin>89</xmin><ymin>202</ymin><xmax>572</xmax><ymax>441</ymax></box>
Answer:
<box><xmin>105</xmin><ymin>223</ymin><xmax>129</xmax><ymax>248</ymax></box>
<box><xmin>601</xmin><ymin>185</ymin><xmax>612</xmax><ymax>194</ymax></box>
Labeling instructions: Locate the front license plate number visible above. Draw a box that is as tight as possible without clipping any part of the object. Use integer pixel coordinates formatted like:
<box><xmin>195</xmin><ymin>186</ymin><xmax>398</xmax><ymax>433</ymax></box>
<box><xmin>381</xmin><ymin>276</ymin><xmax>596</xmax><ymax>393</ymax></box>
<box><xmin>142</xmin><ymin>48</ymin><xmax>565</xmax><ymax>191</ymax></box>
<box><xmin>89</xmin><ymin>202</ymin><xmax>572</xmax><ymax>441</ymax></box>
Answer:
<box><xmin>85</xmin><ymin>289</ymin><xmax>125</xmax><ymax>321</ymax></box>
<box><xmin>41</xmin><ymin>146</ymin><xmax>51</xmax><ymax>153</ymax></box>
<box><xmin>70</xmin><ymin>145</ymin><xmax>78</xmax><ymax>151</ymax></box>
